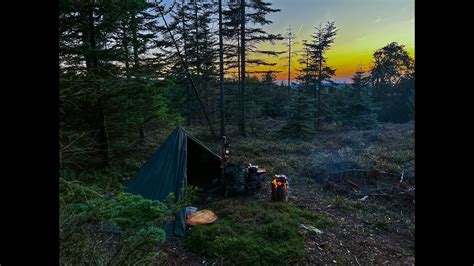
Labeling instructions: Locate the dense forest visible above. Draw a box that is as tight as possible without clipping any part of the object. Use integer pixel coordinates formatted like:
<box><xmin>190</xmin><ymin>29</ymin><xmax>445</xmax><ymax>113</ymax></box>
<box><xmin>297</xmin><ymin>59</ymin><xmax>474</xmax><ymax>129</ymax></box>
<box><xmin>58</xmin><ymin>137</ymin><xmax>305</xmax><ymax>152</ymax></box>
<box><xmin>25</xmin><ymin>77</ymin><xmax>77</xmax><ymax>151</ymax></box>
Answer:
<box><xmin>59</xmin><ymin>0</ymin><xmax>415</xmax><ymax>264</ymax></box>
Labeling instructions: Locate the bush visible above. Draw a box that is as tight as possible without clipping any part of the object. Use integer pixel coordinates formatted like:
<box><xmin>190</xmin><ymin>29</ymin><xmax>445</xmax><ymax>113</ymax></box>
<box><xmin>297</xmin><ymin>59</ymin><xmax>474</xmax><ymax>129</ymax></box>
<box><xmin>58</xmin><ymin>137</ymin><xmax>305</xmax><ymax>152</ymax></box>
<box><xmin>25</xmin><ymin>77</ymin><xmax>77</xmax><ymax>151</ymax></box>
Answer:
<box><xmin>60</xmin><ymin>175</ymin><xmax>200</xmax><ymax>265</ymax></box>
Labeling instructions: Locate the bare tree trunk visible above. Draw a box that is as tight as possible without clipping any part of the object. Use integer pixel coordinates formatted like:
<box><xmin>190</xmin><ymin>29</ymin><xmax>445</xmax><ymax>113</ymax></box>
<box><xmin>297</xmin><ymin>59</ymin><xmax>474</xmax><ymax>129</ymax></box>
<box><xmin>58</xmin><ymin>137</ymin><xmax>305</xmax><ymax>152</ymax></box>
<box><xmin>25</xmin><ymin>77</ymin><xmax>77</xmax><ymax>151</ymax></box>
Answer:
<box><xmin>317</xmin><ymin>82</ymin><xmax>321</xmax><ymax>131</ymax></box>
<box><xmin>218</xmin><ymin>0</ymin><xmax>225</xmax><ymax>137</ymax></box>
<box><xmin>130</xmin><ymin>11</ymin><xmax>146</xmax><ymax>145</ymax></box>
<box><xmin>85</xmin><ymin>3</ymin><xmax>110</xmax><ymax>167</ymax></box>
<box><xmin>287</xmin><ymin>25</ymin><xmax>292</xmax><ymax>94</ymax></box>
<box><xmin>313</xmin><ymin>79</ymin><xmax>317</xmax><ymax>130</ymax></box>
<box><xmin>194</xmin><ymin>0</ymin><xmax>201</xmax><ymax>109</ymax></box>
<box><xmin>97</xmin><ymin>97</ymin><xmax>110</xmax><ymax>166</ymax></box>
<box><xmin>181</xmin><ymin>0</ymin><xmax>191</xmax><ymax>126</ymax></box>
<box><xmin>287</xmin><ymin>25</ymin><xmax>292</xmax><ymax>118</ymax></box>
<box><xmin>139</xmin><ymin>126</ymin><xmax>145</xmax><ymax>145</ymax></box>
<box><xmin>316</xmin><ymin>52</ymin><xmax>323</xmax><ymax>131</ymax></box>
<box><xmin>122</xmin><ymin>20</ymin><xmax>130</xmax><ymax>73</ymax></box>
<box><xmin>239</xmin><ymin>0</ymin><xmax>246</xmax><ymax>136</ymax></box>
<box><xmin>182</xmin><ymin>0</ymin><xmax>187</xmax><ymax>58</ymax></box>
<box><xmin>298</xmin><ymin>85</ymin><xmax>301</xmax><ymax>118</ymax></box>
<box><xmin>194</xmin><ymin>0</ymin><xmax>199</xmax><ymax>59</ymax></box>
<box><xmin>237</xmin><ymin>33</ymin><xmax>241</xmax><ymax>127</ymax></box>
<box><xmin>131</xmin><ymin>13</ymin><xmax>139</xmax><ymax>68</ymax></box>
<box><xmin>211</xmin><ymin>81</ymin><xmax>215</xmax><ymax>122</ymax></box>
<box><xmin>237</xmin><ymin>34</ymin><xmax>241</xmax><ymax>82</ymax></box>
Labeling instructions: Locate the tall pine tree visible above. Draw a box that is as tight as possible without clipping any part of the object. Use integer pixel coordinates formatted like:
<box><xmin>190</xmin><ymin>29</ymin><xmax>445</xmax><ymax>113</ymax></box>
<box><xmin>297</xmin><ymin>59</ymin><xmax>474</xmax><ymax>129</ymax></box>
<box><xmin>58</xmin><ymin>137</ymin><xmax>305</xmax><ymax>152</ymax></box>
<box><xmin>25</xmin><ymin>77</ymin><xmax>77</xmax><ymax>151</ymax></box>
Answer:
<box><xmin>305</xmin><ymin>22</ymin><xmax>337</xmax><ymax>131</ymax></box>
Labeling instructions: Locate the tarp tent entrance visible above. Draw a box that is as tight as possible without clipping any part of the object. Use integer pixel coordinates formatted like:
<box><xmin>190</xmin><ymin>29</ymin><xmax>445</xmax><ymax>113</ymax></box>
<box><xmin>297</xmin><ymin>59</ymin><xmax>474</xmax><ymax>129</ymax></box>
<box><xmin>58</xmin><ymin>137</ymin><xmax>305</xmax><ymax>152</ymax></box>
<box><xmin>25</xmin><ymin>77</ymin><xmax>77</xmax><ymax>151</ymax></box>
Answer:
<box><xmin>125</xmin><ymin>126</ymin><xmax>222</xmax><ymax>237</ymax></box>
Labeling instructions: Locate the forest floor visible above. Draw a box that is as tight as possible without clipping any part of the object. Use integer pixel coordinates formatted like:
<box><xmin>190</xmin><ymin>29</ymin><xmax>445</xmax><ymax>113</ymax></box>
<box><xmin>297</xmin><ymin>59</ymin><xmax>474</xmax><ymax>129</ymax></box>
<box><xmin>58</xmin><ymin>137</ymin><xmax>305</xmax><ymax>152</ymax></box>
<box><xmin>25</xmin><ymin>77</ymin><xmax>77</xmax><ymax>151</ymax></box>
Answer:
<box><xmin>157</xmin><ymin>121</ymin><xmax>415</xmax><ymax>265</ymax></box>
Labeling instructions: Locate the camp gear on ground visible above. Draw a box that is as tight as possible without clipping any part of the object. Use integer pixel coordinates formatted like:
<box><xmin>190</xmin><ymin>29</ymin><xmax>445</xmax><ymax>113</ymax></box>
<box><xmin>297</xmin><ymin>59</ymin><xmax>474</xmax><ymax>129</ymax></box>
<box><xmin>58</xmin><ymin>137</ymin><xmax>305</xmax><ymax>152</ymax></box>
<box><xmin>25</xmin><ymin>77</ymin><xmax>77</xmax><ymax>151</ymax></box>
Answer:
<box><xmin>186</xmin><ymin>210</ymin><xmax>218</xmax><ymax>225</ymax></box>
<box><xmin>223</xmin><ymin>164</ymin><xmax>246</xmax><ymax>196</ymax></box>
<box><xmin>271</xmin><ymin>175</ymin><xmax>289</xmax><ymax>202</ymax></box>
<box><xmin>125</xmin><ymin>126</ymin><xmax>222</xmax><ymax>237</ymax></box>
<box><xmin>245</xmin><ymin>164</ymin><xmax>267</xmax><ymax>194</ymax></box>
<box><xmin>223</xmin><ymin>163</ymin><xmax>267</xmax><ymax>196</ymax></box>
<box><xmin>186</xmin><ymin>207</ymin><xmax>198</xmax><ymax>216</ymax></box>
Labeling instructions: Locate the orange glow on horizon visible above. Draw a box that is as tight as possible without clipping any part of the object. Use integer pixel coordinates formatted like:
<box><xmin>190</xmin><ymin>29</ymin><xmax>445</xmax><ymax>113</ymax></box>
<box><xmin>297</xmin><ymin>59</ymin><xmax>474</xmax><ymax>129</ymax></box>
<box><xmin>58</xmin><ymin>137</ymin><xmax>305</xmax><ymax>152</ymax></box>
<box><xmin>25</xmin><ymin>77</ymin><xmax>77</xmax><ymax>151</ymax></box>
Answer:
<box><xmin>244</xmin><ymin>43</ymin><xmax>414</xmax><ymax>83</ymax></box>
<box><xmin>239</xmin><ymin>0</ymin><xmax>414</xmax><ymax>83</ymax></box>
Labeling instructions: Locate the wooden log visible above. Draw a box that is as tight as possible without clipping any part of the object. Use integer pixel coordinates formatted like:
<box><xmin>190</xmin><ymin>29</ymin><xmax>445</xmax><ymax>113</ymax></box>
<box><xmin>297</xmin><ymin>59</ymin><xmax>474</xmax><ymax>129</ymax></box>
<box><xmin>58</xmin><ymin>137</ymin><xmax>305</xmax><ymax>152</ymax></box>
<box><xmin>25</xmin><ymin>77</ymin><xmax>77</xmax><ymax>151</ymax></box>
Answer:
<box><xmin>346</xmin><ymin>179</ymin><xmax>361</xmax><ymax>189</ymax></box>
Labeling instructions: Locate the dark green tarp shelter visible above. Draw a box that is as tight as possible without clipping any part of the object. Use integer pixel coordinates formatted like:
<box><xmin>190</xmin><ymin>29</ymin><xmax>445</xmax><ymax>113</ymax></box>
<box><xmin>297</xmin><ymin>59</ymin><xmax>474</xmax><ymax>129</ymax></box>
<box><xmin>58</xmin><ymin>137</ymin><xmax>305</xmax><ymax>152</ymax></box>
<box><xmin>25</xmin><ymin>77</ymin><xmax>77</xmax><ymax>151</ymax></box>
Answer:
<box><xmin>125</xmin><ymin>126</ymin><xmax>222</xmax><ymax>237</ymax></box>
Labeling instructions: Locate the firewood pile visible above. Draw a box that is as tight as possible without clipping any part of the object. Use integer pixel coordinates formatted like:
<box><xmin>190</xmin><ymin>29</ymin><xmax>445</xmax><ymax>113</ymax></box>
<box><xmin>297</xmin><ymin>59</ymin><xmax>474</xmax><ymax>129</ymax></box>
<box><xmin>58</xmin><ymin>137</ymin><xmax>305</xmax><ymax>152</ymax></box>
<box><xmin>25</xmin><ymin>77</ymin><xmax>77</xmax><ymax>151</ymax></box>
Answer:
<box><xmin>317</xmin><ymin>168</ymin><xmax>415</xmax><ymax>203</ymax></box>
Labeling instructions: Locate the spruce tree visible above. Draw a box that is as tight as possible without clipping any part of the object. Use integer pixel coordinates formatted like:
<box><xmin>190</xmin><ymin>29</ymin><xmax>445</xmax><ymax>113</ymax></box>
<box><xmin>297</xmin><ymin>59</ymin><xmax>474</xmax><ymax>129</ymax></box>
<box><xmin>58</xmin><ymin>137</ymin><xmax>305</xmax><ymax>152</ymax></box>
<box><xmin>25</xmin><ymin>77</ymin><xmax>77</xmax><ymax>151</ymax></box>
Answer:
<box><xmin>166</xmin><ymin>0</ymin><xmax>219</xmax><ymax>126</ymax></box>
<box><xmin>222</xmin><ymin>0</ymin><xmax>283</xmax><ymax>135</ymax></box>
<box><xmin>280</xmin><ymin>41</ymin><xmax>315</xmax><ymax>139</ymax></box>
<box><xmin>59</xmin><ymin>0</ymin><xmax>180</xmax><ymax>167</ymax></box>
<box><xmin>305</xmin><ymin>22</ymin><xmax>337</xmax><ymax>131</ymax></box>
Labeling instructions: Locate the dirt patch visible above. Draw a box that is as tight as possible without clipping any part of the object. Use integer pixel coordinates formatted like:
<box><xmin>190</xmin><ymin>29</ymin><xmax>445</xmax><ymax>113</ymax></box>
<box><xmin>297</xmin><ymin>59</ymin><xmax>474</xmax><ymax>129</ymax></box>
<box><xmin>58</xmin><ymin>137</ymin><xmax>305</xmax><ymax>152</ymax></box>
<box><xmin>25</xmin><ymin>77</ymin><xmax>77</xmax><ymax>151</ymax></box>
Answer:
<box><xmin>158</xmin><ymin>238</ymin><xmax>221</xmax><ymax>266</ymax></box>
<box><xmin>287</xmin><ymin>122</ymin><xmax>414</xmax><ymax>264</ymax></box>
<box><xmin>290</xmin><ymin>180</ymin><xmax>414</xmax><ymax>264</ymax></box>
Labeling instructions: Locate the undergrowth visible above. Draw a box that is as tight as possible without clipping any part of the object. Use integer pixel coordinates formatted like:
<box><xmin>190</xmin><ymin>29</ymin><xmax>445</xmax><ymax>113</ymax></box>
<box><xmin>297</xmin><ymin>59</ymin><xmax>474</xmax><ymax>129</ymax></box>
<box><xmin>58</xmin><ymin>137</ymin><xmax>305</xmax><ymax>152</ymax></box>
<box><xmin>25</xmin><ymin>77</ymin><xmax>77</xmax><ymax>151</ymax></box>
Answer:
<box><xmin>59</xmin><ymin>170</ymin><xmax>200</xmax><ymax>265</ymax></box>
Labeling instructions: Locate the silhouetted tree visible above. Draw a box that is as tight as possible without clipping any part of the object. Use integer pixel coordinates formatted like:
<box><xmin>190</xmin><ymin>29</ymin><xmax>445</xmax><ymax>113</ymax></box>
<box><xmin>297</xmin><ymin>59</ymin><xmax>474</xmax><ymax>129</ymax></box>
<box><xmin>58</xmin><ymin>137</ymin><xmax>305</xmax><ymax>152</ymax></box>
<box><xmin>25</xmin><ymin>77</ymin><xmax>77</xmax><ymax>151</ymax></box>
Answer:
<box><xmin>305</xmin><ymin>22</ymin><xmax>337</xmax><ymax>131</ymax></box>
<box><xmin>369</xmin><ymin>42</ymin><xmax>414</xmax><ymax>122</ymax></box>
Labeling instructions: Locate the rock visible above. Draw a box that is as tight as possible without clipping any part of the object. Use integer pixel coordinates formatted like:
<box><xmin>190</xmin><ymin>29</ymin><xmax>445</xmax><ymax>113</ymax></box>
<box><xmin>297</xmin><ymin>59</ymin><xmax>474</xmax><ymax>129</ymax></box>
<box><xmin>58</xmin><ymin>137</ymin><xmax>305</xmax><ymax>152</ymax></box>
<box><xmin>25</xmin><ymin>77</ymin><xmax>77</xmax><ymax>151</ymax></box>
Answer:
<box><xmin>359</xmin><ymin>195</ymin><xmax>369</xmax><ymax>201</ymax></box>
<box><xmin>300</xmin><ymin>224</ymin><xmax>323</xmax><ymax>235</ymax></box>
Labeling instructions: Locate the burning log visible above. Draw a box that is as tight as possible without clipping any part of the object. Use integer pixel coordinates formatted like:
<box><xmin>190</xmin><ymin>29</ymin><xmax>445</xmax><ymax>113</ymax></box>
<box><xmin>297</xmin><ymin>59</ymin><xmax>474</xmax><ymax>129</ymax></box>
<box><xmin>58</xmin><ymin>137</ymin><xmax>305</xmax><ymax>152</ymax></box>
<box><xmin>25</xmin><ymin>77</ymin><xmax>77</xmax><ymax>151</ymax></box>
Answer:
<box><xmin>271</xmin><ymin>175</ymin><xmax>289</xmax><ymax>202</ymax></box>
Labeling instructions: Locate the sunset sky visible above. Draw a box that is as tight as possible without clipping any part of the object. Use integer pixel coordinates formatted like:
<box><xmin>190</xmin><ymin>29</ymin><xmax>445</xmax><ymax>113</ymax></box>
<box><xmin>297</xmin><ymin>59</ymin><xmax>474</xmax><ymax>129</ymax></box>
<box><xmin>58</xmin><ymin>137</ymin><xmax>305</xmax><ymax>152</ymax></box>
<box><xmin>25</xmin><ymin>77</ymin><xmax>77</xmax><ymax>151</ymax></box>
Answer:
<box><xmin>246</xmin><ymin>0</ymin><xmax>415</xmax><ymax>83</ymax></box>
<box><xmin>160</xmin><ymin>0</ymin><xmax>415</xmax><ymax>83</ymax></box>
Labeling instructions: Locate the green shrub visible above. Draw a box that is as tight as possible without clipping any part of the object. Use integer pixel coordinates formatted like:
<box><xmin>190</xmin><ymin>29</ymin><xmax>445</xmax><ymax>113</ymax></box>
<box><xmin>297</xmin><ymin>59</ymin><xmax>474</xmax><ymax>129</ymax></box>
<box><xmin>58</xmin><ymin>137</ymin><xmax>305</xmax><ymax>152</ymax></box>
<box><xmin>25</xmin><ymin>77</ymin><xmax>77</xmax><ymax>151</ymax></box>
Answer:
<box><xmin>60</xmin><ymin>176</ymin><xmax>200</xmax><ymax>265</ymax></box>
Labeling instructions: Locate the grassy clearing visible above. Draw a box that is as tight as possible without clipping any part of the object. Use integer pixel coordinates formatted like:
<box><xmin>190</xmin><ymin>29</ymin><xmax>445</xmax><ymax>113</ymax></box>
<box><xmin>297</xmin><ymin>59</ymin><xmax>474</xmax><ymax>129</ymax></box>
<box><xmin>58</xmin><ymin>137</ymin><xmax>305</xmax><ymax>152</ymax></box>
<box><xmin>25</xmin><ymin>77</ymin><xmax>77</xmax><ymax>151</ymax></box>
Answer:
<box><xmin>60</xmin><ymin>120</ymin><xmax>414</xmax><ymax>264</ymax></box>
<box><xmin>184</xmin><ymin>127</ymin><xmax>333</xmax><ymax>265</ymax></box>
<box><xmin>183</xmin><ymin>122</ymin><xmax>415</xmax><ymax>264</ymax></box>
<box><xmin>185</xmin><ymin>198</ymin><xmax>334</xmax><ymax>265</ymax></box>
